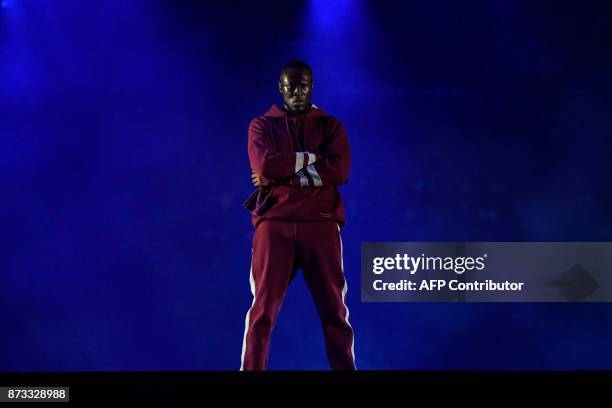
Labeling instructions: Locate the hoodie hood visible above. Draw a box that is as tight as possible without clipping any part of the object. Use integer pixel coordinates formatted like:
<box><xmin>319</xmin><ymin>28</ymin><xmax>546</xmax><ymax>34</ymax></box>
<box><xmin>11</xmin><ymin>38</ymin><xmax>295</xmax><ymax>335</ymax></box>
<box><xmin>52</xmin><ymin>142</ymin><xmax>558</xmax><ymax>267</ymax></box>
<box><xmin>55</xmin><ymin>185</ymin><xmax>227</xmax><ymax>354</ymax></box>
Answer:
<box><xmin>263</xmin><ymin>103</ymin><xmax>327</xmax><ymax>118</ymax></box>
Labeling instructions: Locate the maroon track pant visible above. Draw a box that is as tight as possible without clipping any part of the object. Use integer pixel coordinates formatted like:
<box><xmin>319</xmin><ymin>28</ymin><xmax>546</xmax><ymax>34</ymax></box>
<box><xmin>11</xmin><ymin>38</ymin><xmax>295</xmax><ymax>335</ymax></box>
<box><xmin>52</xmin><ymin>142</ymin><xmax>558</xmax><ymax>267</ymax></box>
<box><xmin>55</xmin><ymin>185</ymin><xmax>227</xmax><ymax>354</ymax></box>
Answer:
<box><xmin>240</xmin><ymin>220</ymin><xmax>356</xmax><ymax>370</ymax></box>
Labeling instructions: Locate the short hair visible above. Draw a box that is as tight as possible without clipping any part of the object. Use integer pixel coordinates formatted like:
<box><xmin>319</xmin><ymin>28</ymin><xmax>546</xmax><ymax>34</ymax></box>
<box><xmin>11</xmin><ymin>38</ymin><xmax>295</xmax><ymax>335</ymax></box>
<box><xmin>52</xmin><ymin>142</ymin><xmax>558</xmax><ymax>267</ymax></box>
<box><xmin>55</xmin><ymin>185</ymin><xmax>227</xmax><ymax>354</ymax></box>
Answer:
<box><xmin>280</xmin><ymin>60</ymin><xmax>313</xmax><ymax>81</ymax></box>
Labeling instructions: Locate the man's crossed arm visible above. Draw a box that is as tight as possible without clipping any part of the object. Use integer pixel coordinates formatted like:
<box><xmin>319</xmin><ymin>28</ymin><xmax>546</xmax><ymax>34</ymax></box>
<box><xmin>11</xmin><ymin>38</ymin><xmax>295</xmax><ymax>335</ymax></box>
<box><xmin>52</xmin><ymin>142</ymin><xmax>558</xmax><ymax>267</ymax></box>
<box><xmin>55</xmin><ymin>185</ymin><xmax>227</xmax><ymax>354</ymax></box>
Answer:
<box><xmin>248</xmin><ymin>118</ymin><xmax>351</xmax><ymax>188</ymax></box>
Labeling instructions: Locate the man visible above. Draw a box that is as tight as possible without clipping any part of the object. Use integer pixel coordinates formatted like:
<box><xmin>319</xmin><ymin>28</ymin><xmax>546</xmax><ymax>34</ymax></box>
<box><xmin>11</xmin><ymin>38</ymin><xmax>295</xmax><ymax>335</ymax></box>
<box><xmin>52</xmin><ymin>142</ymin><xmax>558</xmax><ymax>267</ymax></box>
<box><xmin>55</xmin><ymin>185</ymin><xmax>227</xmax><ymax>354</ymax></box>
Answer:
<box><xmin>240</xmin><ymin>60</ymin><xmax>356</xmax><ymax>370</ymax></box>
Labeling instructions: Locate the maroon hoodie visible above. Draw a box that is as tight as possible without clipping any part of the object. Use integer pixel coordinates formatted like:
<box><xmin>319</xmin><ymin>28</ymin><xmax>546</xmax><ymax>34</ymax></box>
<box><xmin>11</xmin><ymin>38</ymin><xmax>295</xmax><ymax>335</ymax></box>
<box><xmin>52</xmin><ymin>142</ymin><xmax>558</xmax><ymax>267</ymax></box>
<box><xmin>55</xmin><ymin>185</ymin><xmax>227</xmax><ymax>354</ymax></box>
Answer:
<box><xmin>243</xmin><ymin>104</ymin><xmax>351</xmax><ymax>228</ymax></box>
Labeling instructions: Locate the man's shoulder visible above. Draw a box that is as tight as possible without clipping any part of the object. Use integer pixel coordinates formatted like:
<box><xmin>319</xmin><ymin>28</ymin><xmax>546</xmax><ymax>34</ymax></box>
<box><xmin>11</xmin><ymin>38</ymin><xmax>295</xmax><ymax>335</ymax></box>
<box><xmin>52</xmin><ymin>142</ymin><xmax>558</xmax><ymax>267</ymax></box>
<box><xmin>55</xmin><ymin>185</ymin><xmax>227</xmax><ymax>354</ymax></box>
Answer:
<box><xmin>249</xmin><ymin>115</ymin><xmax>271</xmax><ymax>129</ymax></box>
<box><xmin>311</xmin><ymin>107</ymin><xmax>343</xmax><ymax>124</ymax></box>
<box><xmin>249</xmin><ymin>107</ymin><xmax>281</xmax><ymax>125</ymax></box>
<box><xmin>326</xmin><ymin>115</ymin><xmax>344</xmax><ymax>126</ymax></box>
<box><xmin>321</xmin><ymin>115</ymin><xmax>347</xmax><ymax>134</ymax></box>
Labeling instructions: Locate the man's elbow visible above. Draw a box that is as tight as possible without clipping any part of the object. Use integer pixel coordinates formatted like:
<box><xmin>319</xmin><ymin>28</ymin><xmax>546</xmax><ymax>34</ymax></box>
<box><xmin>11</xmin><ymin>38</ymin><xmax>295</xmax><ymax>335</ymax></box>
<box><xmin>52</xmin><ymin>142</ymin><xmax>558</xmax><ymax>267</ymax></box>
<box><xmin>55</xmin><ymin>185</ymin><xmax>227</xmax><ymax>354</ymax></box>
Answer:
<box><xmin>338</xmin><ymin>162</ymin><xmax>351</xmax><ymax>184</ymax></box>
<box><xmin>330</xmin><ymin>169</ymin><xmax>350</xmax><ymax>186</ymax></box>
<box><xmin>337</xmin><ymin>175</ymin><xmax>350</xmax><ymax>186</ymax></box>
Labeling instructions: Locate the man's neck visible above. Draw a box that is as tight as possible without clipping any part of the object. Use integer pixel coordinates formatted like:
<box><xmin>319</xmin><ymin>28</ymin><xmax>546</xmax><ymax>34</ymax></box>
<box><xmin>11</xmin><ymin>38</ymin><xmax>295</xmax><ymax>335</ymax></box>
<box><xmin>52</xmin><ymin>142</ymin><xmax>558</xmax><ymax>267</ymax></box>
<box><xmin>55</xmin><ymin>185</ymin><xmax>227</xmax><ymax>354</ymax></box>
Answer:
<box><xmin>283</xmin><ymin>103</ymin><xmax>312</xmax><ymax>116</ymax></box>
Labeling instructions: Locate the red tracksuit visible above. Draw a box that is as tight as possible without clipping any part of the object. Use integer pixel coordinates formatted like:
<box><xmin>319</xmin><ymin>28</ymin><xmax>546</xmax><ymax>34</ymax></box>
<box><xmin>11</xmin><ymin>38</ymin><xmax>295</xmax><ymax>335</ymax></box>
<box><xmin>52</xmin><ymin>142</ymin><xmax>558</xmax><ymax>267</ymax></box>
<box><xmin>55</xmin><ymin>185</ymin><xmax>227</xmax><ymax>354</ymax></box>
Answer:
<box><xmin>241</xmin><ymin>104</ymin><xmax>356</xmax><ymax>370</ymax></box>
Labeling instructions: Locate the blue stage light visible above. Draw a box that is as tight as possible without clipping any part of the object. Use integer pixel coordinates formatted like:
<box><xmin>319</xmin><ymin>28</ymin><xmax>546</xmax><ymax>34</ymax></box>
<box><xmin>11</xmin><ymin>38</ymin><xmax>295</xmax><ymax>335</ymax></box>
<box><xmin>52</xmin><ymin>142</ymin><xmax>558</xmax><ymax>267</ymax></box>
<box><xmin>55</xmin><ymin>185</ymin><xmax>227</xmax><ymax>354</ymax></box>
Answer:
<box><xmin>308</xmin><ymin>0</ymin><xmax>354</xmax><ymax>34</ymax></box>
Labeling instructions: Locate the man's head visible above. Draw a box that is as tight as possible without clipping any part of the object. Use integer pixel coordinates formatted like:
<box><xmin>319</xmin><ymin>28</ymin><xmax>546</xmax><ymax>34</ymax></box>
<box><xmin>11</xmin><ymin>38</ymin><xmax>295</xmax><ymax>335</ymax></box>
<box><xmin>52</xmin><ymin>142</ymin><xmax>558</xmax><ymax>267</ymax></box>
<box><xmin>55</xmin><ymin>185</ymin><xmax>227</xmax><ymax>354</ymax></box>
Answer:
<box><xmin>279</xmin><ymin>60</ymin><xmax>313</xmax><ymax>114</ymax></box>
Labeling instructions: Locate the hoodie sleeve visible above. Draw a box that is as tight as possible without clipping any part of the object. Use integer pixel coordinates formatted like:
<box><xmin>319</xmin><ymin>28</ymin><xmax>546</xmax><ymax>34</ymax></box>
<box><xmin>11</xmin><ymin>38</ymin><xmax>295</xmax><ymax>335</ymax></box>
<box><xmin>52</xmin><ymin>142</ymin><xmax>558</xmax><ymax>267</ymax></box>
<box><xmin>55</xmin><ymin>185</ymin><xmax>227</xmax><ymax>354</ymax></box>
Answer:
<box><xmin>248</xmin><ymin>118</ymin><xmax>319</xmax><ymax>180</ymax></box>
<box><xmin>287</xmin><ymin>118</ymin><xmax>351</xmax><ymax>187</ymax></box>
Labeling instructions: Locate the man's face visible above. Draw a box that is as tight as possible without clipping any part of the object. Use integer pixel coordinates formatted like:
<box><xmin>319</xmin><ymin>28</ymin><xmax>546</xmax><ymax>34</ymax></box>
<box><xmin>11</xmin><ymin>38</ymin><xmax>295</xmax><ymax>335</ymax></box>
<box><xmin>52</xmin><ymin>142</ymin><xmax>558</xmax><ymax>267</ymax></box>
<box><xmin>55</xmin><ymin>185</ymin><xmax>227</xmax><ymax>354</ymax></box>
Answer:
<box><xmin>279</xmin><ymin>68</ymin><xmax>313</xmax><ymax>113</ymax></box>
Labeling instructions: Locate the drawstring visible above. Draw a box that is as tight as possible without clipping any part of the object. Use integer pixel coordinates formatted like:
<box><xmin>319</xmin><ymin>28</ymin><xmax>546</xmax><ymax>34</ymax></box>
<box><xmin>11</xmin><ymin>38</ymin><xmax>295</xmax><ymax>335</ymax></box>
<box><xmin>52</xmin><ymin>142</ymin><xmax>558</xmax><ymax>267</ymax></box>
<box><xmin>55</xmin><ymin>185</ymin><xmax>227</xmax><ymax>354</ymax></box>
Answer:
<box><xmin>284</xmin><ymin>104</ymin><xmax>316</xmax><ymax>151</ymax></box>
<box><xmin>285</xmin><ymin>114</ymin><xmax>291</xmax><ymax>148</ymax></box>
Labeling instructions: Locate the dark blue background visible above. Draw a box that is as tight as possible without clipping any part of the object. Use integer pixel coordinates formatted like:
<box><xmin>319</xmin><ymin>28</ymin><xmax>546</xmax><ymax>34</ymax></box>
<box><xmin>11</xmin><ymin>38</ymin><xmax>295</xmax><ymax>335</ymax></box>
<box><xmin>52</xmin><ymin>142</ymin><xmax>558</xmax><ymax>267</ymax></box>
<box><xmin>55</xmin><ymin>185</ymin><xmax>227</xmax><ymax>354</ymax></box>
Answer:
<box><xmin>2</xmin><ymin>0</ymin><xmax>611</xmax><ymax>370</ymax></box>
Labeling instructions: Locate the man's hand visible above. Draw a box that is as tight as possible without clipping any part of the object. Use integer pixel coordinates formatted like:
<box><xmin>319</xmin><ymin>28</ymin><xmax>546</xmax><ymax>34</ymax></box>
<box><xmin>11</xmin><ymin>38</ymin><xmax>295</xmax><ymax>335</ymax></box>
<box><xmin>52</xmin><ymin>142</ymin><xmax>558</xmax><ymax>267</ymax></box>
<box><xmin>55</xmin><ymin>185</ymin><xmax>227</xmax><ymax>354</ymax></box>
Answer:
<box><xmin>251</xmin><ymin>170</ymin><xmax>274</xmax><ymax>188</ymax></box>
